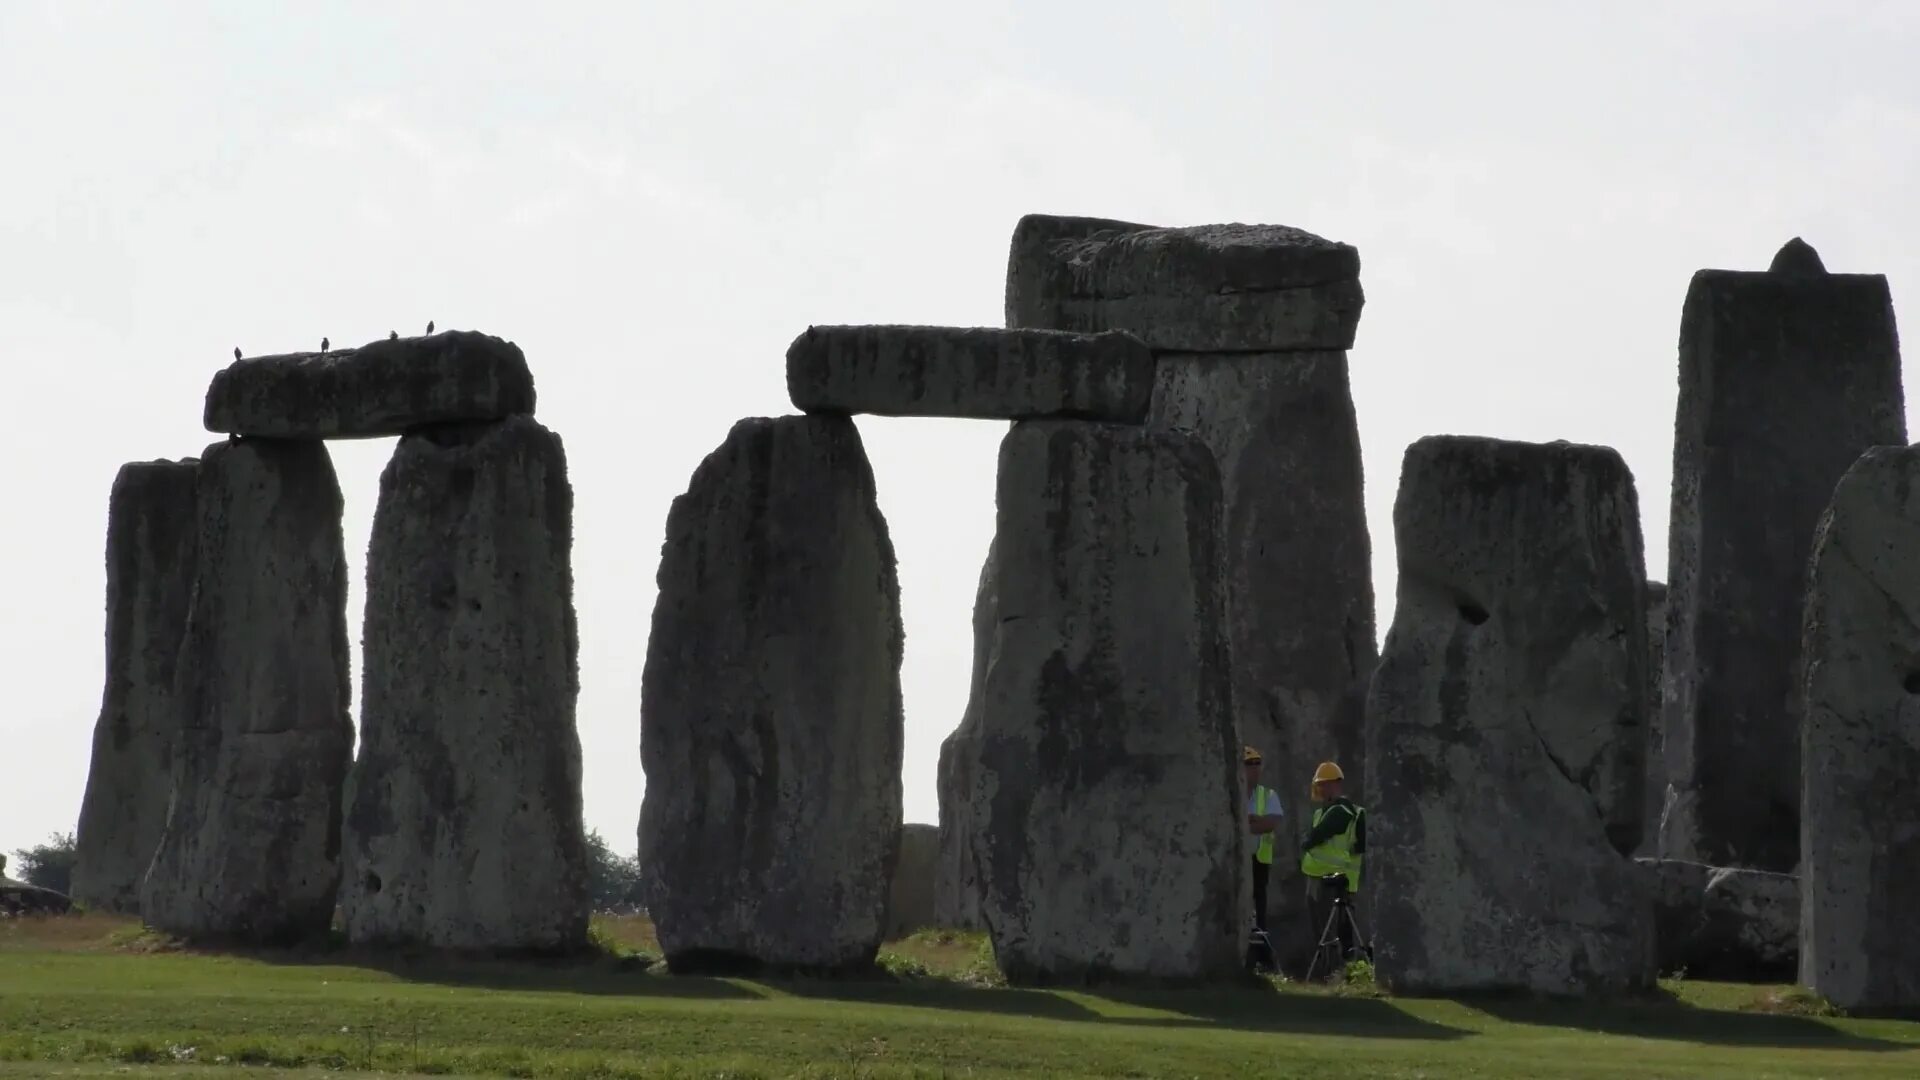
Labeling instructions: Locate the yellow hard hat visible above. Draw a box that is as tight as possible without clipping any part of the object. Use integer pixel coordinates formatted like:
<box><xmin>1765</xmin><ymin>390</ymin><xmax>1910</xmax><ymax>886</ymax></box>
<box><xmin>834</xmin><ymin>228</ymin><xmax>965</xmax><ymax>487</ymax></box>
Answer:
<box><xmin>1311</xmin><ymin>761</ymin><xmax>1345</xmax><ymax>784</ymax></box>
<box><xmin>1242</xmin><ymin>746</ymin><xmax>1263</xmax><ymax>765</ymax></box>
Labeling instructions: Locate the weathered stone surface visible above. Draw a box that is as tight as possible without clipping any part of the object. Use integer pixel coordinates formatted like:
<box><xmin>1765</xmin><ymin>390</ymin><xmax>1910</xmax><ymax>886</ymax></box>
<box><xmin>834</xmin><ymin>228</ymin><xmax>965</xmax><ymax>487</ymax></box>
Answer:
<box><xmin>204</xmin><ymin>331</ymin><xmax>535</xmax><ymax>439</ymax></box>
<box><xmin>971</xmin><ymin>421</ymin><xmax>1243</xmax><ymax>983</ymax></box>
<box><xmin>1367</xmin><ymin>436</ymin><xmax>1653</xmax><ymax>995</ymax></box>
<box><xmin>934</xmin><ymin>538</ymin><xmax>996</xmax><ymax>931</ymax></box>
<box><xmin>786</xmin><ymin>325</ymin><xmax>1154</xmax><ymax>422</ymax></box>
<box><xmin>1637</xmin><ymin>858</ymin><xmax>1796</xmax><ymax>981</ymax></box>
<box><xmin>1800</xmin><ymin>446</ymin><xmax>1920</xmax><ymax>1010</ymax></box>
<box><xmin>1662</xmin><ymin>240</ymin><xmax>1905</xmax><ymax>871</ymax></box>
<box><xmin>339</xmin><ymin>417</ymin><xmax>586</xmax><ymax>951</ymax></box>
<box><xmin>885</xmin><ymin>824</ymin><xmax>938</xmax><ymax>939</ymax></box>
<box><xmin>1150</xmin><ymin>352</ymin><xmax>1377</xmax><ymax>947</ymax></box>
<box><xmin>1642</xmin><ymin>580</ymin><xmax>1668</xmax><ymax>855</ymax></box>
<box><xmin>1</xmin><ymin>875</ymin><xmax>73</xmax><ymax>916</ymax></box>
<box><xmin>72</xmin><ymin>459</ymin><xmax>199</xmax><ymax>914</ymax></box>
<box><xmin>639</xmin><ymin>415</ymin><xmax>903</xmax><ymax>972</ymax></box>
<box><xmin>1006</xmin><ymin>214</ymin><xmax>1363</xmax><ymax>352</ymax></box>
<box><xmin>141</xmin><ymin>439</ymin><xmax>351</xmax><ymax>943</ymax></box>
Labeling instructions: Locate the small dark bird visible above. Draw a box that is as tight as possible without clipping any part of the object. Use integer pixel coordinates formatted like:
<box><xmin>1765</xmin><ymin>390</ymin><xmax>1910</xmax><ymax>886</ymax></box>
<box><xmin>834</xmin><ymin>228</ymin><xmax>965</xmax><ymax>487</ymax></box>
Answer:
<box><xmin>233</xmin><ymin>347</ymin><xmax>242</xmax><ymax>361</ymax></box>
<box><xmin>426</xmin><ymin>320</ymin><xmax>435</xmax><ymax>335</ymax></box>
<box><xmin>321</xmin><ymin>337</ymin><xmax>330</xmax><ymax>353</ymax></box>
<box><xmin>389</xmin><ymin>330</ymin><xmax>398</xmax><ymax>341</ymax></box>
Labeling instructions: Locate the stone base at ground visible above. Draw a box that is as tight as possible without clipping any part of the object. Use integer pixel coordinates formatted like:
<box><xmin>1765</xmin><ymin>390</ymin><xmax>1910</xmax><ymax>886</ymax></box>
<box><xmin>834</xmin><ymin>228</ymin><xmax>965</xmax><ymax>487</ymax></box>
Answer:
<box><xmin>971</xmin><ymin>421</ymin><xmax>1244</xmax><ymax>983</ymax></box>
<box><xmin>639</xmin><ymin>414</ymin><xmax>903</xmax><ymax>973</ymax></box>
<box><xmin>340</xmin><ymin>417</ymin><xmax>587</xmax><ymax>952</ymax></box>
<box><xmin>1367</xmin><ymin>436</ymin><xmax>1654</xmax><ymax>995</ymax></box>
<box><xmin>1637</xmin><ymin>858</ymin><xmax>1795</xmax><ymax>981</ymax></box>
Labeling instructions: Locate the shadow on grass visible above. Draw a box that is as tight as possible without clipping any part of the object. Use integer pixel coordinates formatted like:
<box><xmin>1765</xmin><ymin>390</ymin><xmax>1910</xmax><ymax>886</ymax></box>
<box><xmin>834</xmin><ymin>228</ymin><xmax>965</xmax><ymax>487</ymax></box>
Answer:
<box><xmin>771</xmin><ymin>971</ymin><xmax>1466</xmax><ymax>1040</ymax></box>
<box><xmin>1464</xmin><ymin>987</ymin><xmax>1906</xmax><ymax>1051</ymax></box>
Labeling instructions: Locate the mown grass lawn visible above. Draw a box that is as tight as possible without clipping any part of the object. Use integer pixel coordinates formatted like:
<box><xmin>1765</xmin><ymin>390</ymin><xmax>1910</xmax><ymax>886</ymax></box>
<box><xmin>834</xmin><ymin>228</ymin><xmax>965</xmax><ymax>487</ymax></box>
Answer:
<box><xmin>2</xmin><ymin>915</ymin><xmax>1917</xmax><ymax>1078</ymax></box>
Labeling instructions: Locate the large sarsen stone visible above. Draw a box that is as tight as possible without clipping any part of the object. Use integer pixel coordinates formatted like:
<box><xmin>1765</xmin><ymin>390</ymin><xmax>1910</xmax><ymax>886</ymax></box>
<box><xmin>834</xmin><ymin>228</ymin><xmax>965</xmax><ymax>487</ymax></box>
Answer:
<box><xmin>1638</xmin><ymin>858</ymin><xmax>1796</xmax><ymax>981</ymax></box>
<box><xmin>340</xmin><ymin>416</ymin><xmax>587</xmax><ymax>951</ymax></box>
<box><xmin>639</xmin><ymin>415</ymin><xmax>904</xmax><ymax>972</ymax></box>
<box><xmin>73</xmin><ymin>458</ymin><xmax>199</xmax><ymax>914</ymax></box>
<box><xmin>971</xmin><ymin>421</ymin><xmax>1244</xmax><ymax>983</ymax></box>
<box><xmin>1367</xmin><ymin>435</ymin><xmax>1653</xmax><ymax>995</ymax></box>
<box><xmin>140</xmin><ymin>439</ymin><xmax>352</xmax><ymax>943</ymax></box>
<box><xmin>935</xmin><ymin>538</ymin><xmax>996</xmax><ymax>931</ymax></box>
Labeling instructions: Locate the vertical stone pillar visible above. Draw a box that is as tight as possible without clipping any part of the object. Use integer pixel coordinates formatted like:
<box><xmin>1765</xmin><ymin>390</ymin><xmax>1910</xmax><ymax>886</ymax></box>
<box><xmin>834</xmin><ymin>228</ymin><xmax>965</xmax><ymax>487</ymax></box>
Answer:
<box><xmin>1800</xmin><ymin>446</ymin><xmax>1920</xmax><ymax>1011</ymax></box>
<box><xmin>1368</xmin><ymin>436</ymin><xmax>1653</xmax><ymax>995</ymax></box>
<box><xmin>639</xmin><ymin>415</ymin><xmax>904</xmax><ymax>972</ymax></box>
<box><xmin>934</xmin><ymin>536</ymin><xmax>995</xmax><ymax>930</ymax></box>
<box><xmin>141</xmin><ymin>438</ymin><xmax>351</xmax><ymax>943</ymax></box>
<box><xmin>1001</xmin><ymin>214</ymin><xmax>1376</xmax><ymax>961</ymax></box>
<box><xmin>1641</xmin><ymin>580</ymin><xmax>1668</xmax><ymax>855</ymax></box>
<box><xmin>970</xmin><ymin>421</ymin><xmax>1244</xmax><ymax>983</ymax></box>
<box><xmin>73</xmin><ymin>459</ymin><xmax>199</xmax><ymax>914</ymax></box>
<box><xmin>1662</xmin><ymin>238</ymin><xmax>1905</xmax><ymax>870</ymax></box>
<box><xmin>340</xmin><ymin>416</ymin><xmax>587</xmax><ymax>950</ymax></box>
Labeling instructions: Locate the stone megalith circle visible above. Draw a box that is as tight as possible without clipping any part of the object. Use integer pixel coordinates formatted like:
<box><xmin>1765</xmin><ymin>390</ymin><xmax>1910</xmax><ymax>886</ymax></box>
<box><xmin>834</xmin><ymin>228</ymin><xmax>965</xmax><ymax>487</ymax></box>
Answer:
<box><xmin>935</xmin><ymin>535</ymin><xmax>996</xmax><ymax>931</ymax></box>
<box><xmin>339</xmin><ymin>416</ymin><xmax>587</xmax><ymax>951</ymax></box>
<box><xmin>1662</xmin><ymin>239</ymin><xmax>1906</xmax><ymax>870</ymax></box>
<box><xmin>1005</xmin><ymin>214</ymin><xmax>1377</xmax><ymax>958</ymax></box>
<box><xmin>639</xmin><ymin>414</ymin><xmax>904</xmax><ymax>972</ymax></box>
<box><xmin>73</xmin><ymin>458</ymin><xmax>200</xmax><ymax>914</ymax></box>
<box><xmin>971</xmin><ymin>420</ymin><xmax>1244</xmax><ymax>983</ymax></box>
<box><xmin>1799</xmin><ymin>446</ymin><xmax>1920</xmax><ymax>1010</ymax></box>
<box><xmin>1366</xmin><ymin>435</ymin><xmax>1653</xmax><ymax>995</ymax></box>
<box><xmin>140</xmin><ymin>438</ymin><xmax>352</xmax><ymax>943</ymax></box>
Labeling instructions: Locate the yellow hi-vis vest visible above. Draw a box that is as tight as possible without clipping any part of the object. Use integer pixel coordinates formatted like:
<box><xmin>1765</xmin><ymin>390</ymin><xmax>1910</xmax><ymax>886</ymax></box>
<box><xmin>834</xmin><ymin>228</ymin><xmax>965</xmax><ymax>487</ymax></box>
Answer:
<box><xmin>1300</xmin><ymin>803</ymin><xmax>1363</xmax><ymax>892</ymax></box>
<box><xmin>1252</xmin><ymin>787</ymin><xmax>1276</xmax><ymax>864</ymax></box>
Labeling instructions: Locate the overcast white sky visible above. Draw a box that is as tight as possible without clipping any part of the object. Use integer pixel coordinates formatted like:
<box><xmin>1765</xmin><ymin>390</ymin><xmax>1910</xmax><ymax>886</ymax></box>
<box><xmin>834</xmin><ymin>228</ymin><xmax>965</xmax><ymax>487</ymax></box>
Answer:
<box><xmin>4</xmin><ymin>1</ymin><xmax>1917</xmax><ymax>860</ymax></box>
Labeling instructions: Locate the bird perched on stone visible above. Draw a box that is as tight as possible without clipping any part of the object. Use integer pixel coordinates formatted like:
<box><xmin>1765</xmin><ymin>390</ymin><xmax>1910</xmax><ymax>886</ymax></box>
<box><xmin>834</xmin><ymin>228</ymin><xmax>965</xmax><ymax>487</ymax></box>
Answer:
<box><xmin>426</xmin><ymin>320</ymin><xmax>435</xmax><ymax>335</ymax></box>
<box><xmin>321</xmin><ymin>337</ymin><xmax>330</xmax><ymax>353</ymax></box>
<box><xmin>390</xmin><ymin>330</ymin><xmax>398</xmax><ymax>340</ymax></box>
<box><xmin>233</xmin><ymin>347</ymin><xmax>242</xmax><ymax>361</ymax></box>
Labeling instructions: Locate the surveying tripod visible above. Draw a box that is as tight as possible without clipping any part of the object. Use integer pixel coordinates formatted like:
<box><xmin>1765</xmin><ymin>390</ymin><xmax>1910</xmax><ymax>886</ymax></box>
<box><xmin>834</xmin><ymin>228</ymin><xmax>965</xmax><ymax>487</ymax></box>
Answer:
<box><xmin>1304</xmin><ymin>875</ymin><xmax>1373</xmax><ymax>982</ymax></box>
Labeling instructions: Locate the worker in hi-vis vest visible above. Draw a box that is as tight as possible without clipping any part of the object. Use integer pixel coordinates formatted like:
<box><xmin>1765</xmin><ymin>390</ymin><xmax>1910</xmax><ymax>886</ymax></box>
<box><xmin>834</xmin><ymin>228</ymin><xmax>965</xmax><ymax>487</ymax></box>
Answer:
<box><xmin>1243</xmin><ymin>746</ymin><xmax>1283</xmax><ymax>933</ymax></box>
<box><xmin>1300</xmin><ymin>761</ymin><xmax>1366</xmax><ymax>956</ymax></box>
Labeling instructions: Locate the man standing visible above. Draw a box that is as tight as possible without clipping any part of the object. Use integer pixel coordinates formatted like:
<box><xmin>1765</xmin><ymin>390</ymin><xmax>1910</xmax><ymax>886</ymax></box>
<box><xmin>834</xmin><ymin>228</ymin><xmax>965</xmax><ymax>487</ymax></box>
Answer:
<box><xmin>1243</xmin><ymin>746</ymin><xmax>1283</xmax><ymax>933</ymax></box>
<box><xmin>1300</xmin><ymin>760</ymin><xmax>1366</xmax><ymax>964</ymax></box>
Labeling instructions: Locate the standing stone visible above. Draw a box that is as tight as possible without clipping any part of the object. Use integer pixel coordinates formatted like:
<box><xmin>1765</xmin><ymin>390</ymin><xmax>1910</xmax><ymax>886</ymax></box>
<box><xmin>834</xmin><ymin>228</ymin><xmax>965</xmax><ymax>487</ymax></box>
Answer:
<box><xmin>1638</xmin><ymin>858</ymin><xmax>1796</xmax><ymax>981</ymax></box>
<box><xmin>141</xmin><ymin>439</ymin><xmax>351</xmax><ymax>943</ymax></box>
<box><xmin>786</xmin><ymin>325</ymin><xmax>1155</xmax><ymax>422</ymax></box>
<box><xmin>885</xmin><ymin>824</ymin><xmax>939</xmax><ymax>939</ymax></box>
<box><xmin>1642</xmin><ymin>581</ymin><xmax>1668</xmax><ymax>854</ymax></box>
<box><xmin>1663</xmin><ymin>239</ymin><xmax>1905</xmax><ymax>871</ymax></box>
<box><xmin>1007</xmin><ymin>214</ymin><xmax>1377</xmax><ymax>956</ymax></box>
<box><xmin>204</xmin><ymin>331</ymin><xmax>535</xmax><ymax>439</ymax></box>
<box><xmin>640</xmin><ymin>415</ymin><xmax>903</xmax><ymax>972</ymax></box>
<box><xmin>971</xmin><ymin>421</ymin><xmax>1243</xmax><ymax>983</ymax></box>
<box><xmin>1800</xmin><ymin>446</ymin><xmax>1920</xmax><ymax>1010</ymax></box>
<box><xmin>1367</xmin><ymin>436</ymin><xmax>1653</xmax><ymax>995</ymax></box>
<box><xmin>934</xmin><ymin>538</ymin><xmax>996</xmax><ymax>930</ymax></box>
<box><xmin>339</xmin><ymin>417</ymin><xmax>586</xmax><ymax>951</ymax></box>
<box><xmin>73</xmin><ymin>459</ymin><xmax>199</xmax><ymax>914</ymax></box>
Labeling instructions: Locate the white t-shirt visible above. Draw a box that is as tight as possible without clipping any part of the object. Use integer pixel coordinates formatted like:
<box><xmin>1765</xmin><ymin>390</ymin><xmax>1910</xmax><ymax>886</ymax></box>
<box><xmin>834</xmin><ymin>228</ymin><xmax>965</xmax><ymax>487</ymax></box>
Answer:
<box><xmin>1246</xmin><ymin>786</ymin><xmax>1282</xmax><ymax>817</ymax></box>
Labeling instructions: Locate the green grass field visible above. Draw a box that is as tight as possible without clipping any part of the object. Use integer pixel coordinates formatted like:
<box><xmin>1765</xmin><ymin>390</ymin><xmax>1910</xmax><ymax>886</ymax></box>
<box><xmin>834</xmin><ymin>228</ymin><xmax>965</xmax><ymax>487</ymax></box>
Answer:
<box><xmin>3</xmin><ymin>914</ymin><xmax>1917</xmax><ymax>1078</ymax></box>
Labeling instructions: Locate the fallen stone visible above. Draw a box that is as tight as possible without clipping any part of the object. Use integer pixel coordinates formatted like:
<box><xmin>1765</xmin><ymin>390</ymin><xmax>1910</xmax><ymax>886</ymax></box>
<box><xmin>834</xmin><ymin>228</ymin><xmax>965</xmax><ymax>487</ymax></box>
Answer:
<box><xmin>203</xmin><ymin>331</ymin><xmax>535</xmax><ymax>439</ymax></box>
<box><xmin>1637</xmin><ymin>858</ymin><xmax>1795</xmax><ymax>981</ymax></box>
<box><xmin>1006</xmin><ymin>214</ymin><xmax>1363</xmax><ymax>352</ymax></box>
<box><xmin>1800</xmin><ymin>446</ymin><xmax>1920</xmax><ymax>1010</ymax></box>
<box><xmin>972</xmin><ymin>420</ymin><xmax>1244</xmax><ymax>983</ymax></box>
<box><xmin>885</xmin><ymin>824</ymin><xmax>938</xmax><ymax>939</ymax></box>
<box><xmin>639</xmin><ymin>414</ymin><xmax>903</xmax><ymax>972</ymax></box>
<box><xmin>1367</xmin><ymin>435</ymin><xmax>1654</xmax><ymax>995</ymax></box>
<box><xmin>339</xmin><ymin>417</ymin><xmax>587</xmax><ymax>951</ymax></box>
<box><xmin>1662</xmin><ymin>239</ymin><xmax>1906</xmax><ymax>871</ymax></box>
<box><xmin>786</xmin><ymin>325</ymin><xmax>1154</xmax><ymax>422</ymax></box>
<box><xmin>1642</xmin><ymin>580</ymin><xmax>1668</xmax><ymax>855</ymax></box>
<box><xmin>934</xmin><ymin>538</ymin><xmax>996</xmax><ymax>931</ymax></box>
<box><xmin>72</xmin><ymin>458</ymin><xmax>200</xmax><ymax>915</ymax></box>
<box><xmin>141</xmin><ymin>439</ymin><xmax>352</xmax><ymax>944</ymax></box>
<box><xmin>0</xmin><ymin>875</ymin><xmax>73</xmax><ymax>917</ymax></box>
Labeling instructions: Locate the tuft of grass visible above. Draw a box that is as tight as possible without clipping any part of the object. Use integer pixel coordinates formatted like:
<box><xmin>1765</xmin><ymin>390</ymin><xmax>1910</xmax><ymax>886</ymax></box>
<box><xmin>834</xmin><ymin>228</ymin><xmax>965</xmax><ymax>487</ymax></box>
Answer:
<box><xmin>1748</xmin><ymin>985</ymin><xmax>1845</xmax><ymax>1017</ymax></box>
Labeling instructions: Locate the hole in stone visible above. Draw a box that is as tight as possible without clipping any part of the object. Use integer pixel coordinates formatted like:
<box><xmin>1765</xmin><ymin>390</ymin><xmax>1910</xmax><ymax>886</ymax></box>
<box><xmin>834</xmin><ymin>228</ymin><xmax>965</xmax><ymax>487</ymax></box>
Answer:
<box><xmin>1903</xmin><ymin>672</ymin><xmax>1920</xmax><ymax>694</ymax></box>
<box><xmin>364</xmin><ymin>871</ymin><xmax>382</xmax><ymax>895</ymax></box>
<box><xmin>1458</xmin><ymin>602</ymin><xmax>1490</xmax><ymax>625</ymax></box>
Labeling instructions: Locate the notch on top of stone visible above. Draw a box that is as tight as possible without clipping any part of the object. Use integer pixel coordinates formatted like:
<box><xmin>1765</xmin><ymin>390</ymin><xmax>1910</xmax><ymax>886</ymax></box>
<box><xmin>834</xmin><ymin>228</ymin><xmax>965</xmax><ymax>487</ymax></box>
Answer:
<box><xmin>785</xmin><ymin>324</ymin><xmax>1155</xmax><ymax>423</ymax></box>
<box><xmin>1769</xmin><ymin>237</ymin><xmax>1827</xmax><ymax>276</ymax></box>
<box><xmin>1006</xmin><ymin>213</ymin><xmax>1364</xmax><ymax>352</ymax></box>
<box><xmin>204</xmin><ymin>330</ymin><xmax>535</xmax><ymax>439</ymax></box>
